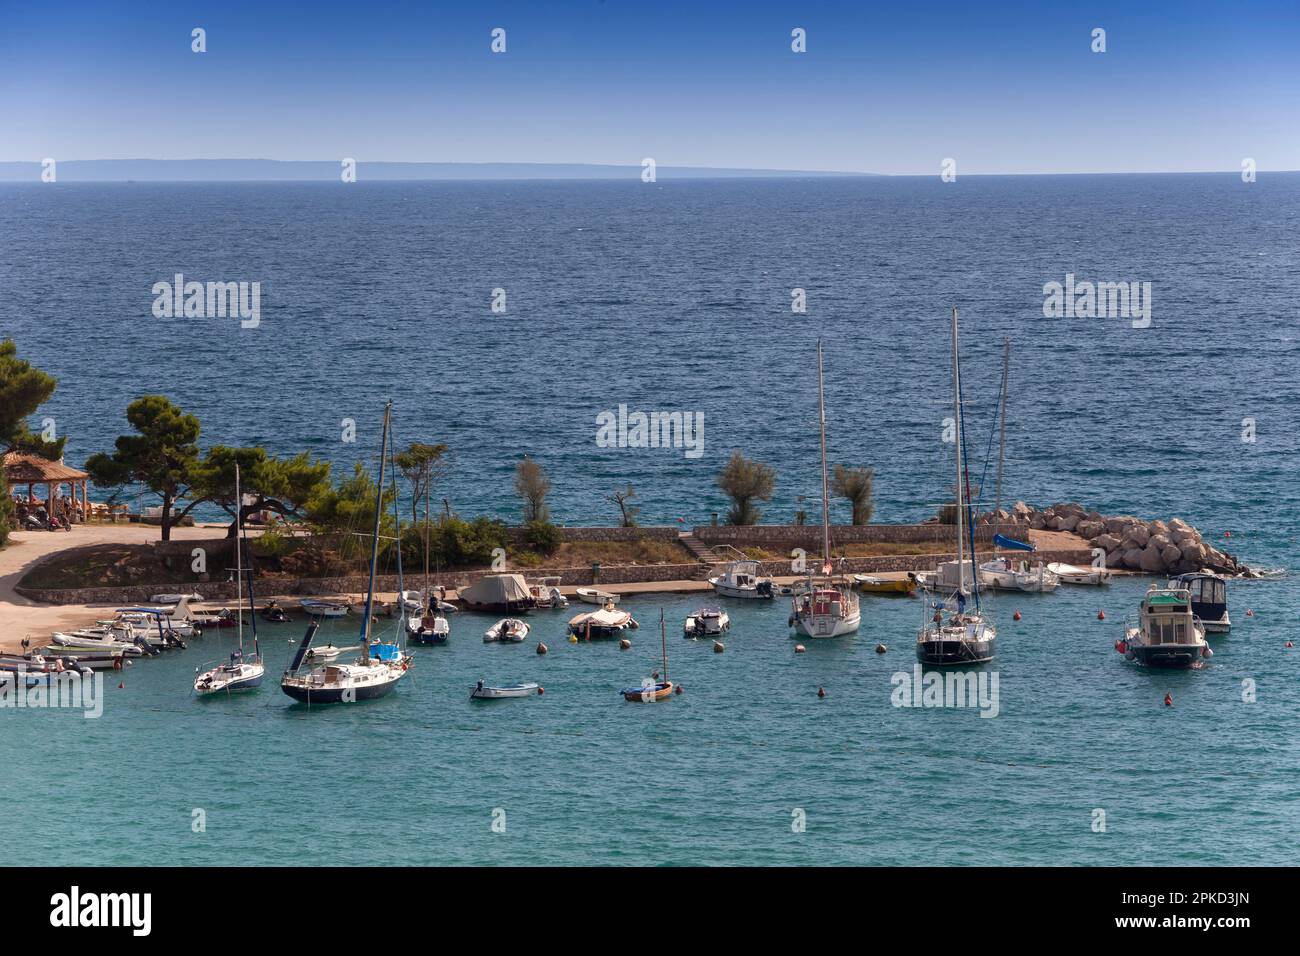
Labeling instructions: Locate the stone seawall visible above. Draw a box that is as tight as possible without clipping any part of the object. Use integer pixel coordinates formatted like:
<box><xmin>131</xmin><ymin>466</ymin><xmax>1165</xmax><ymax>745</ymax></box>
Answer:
<box><xmin>15</xmin><ymin>546</ymin><xmax>1095</xmax><ymax>606</ymax></box>
<box><xmin>694</xmin><ymin>523</ymin><xmax>1030</xmax><ymax>549</ymax></box>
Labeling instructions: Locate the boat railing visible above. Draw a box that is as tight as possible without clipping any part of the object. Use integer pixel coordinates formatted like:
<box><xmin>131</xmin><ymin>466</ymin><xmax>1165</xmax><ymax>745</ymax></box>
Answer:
<box><xmin>709</xmin><ymin>545</ymin><xmax>752</xmax><ymax>565</ymax></box>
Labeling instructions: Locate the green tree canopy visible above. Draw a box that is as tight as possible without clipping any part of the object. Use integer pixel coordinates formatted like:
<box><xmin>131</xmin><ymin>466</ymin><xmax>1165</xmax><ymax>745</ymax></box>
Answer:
<box><xmin>0</xmin><ymin>339</ymin><xmax>64</xmax><ymax>459</ymax></box>
<box><xmin>84</xmin><ymin>395</ymin><xmax>201</xmax><ymax>540</ymax></box>
<box><xmin>831</xmin><ymin>464</ymin><xmax>875</xmax><ymax>526</ymax></box>
<box><xmin>182</xmin><ymin>446</ymin><xmax>332</xmax><ymax>536</ymax></box>
<box><xmin>717</xmin><ymin>451</ymin><xmax>776</xmax><ymax>525</ymax></box>
<box><xmin>394</xmin><ymin>441</ymin><xmax>450</xmax><ymax>522</ymax></box>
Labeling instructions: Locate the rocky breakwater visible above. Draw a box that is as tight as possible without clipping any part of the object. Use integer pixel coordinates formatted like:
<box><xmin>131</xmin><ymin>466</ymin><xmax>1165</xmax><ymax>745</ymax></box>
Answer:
<box><xmin>980</xmin><ymin>502</ymin><xmax>1253</xmax><ymax>576</ymax></box>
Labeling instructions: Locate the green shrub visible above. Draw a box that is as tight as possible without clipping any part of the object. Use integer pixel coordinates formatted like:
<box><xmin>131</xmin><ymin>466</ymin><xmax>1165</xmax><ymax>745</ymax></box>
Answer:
<box><xmin>521</xmin><ymin>519</ymin><xmax>562</xmax><ymax>556</ymax></box>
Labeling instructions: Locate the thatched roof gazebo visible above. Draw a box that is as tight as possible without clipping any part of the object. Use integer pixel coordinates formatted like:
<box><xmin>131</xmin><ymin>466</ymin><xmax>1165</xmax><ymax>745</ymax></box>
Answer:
<box><xmin>3</xmin><ymin>452</ymin><xmax>90</xmax><ymax>523</ymax></box>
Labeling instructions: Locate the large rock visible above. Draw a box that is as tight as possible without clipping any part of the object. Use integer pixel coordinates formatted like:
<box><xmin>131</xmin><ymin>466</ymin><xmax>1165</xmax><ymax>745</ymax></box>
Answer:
<box><xmin>1160</xmin><ymin>543</ymin><xmax>1182</xmax><ymax>566</ymax></box>
<box><xmin>1149</xmin><ymin>519</ymin><xmax>1169</xmax><ymax>537</ymax></box>
<box><xmin>1094</xmin><ymin>533</ymin><xmax>1121</xmax><ymax>551</ymax></box>
<box><xmin>1169</xmin><ymin>517</ymin><xmax>1193</xmax><ymax>535</ymax></box>
<box><xmin>1171</xmin><ymin>529</ymin><xmax>1200</xmax><ymax>547</ymax></box>
<box><xmin>1150</xmin><ymin>533</ymin><xmax>1172</xmax><ymax>552</ymax></box>
<box><xmin>1130</xmin><ymin>524</ymin><xmax>1151</xmax><ymax>548</ymax></box>
<box><xmin>1012</xmin><ymin>501</ymin><xmax>1032</xmax><ymax>520</ymax></box>
<box><xmin>1060</xmin><ymin>514</ymin><xmax>1081</xmax><ymax>532</ymax></box>
<box><xmin>1106</xmin><ymin>549</ymin><xmax>1125</xmax><ymax>570</ymax></box>
<box><xmin>1139</xmin><ymin>543</ymin><xmax>1166</xmax><ymax>572</ymax></box>
<box><xmin>1030</xmin><ymin>514</ymin><xmax>1047</xmax><ymax>530</ymax></box>
<box><xmin>1123</xmin><ymin>548</ymin><xmax>1145</xmax><ymax>570</ymax></box>
<box><xmin>1180</xmin><ymin>542</ymin><xmax>1206</xmax><ymax>565</ymax></box>
<box><xmin>1078</xmin><ymin>520</ymin><xmax>1106</xmax><ymax>540</ymax></box>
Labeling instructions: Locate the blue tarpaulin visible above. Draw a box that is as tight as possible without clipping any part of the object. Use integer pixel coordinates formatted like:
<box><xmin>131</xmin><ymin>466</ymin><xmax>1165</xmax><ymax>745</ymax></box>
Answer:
<box><xmin>993</xmin><ymin>533</ymin><xmax>1035</xmax><ymax>552</ymax></box>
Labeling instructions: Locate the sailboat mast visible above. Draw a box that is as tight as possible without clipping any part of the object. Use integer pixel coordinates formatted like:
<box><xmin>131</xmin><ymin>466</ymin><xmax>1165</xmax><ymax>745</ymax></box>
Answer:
<box><xmin>359</xmin><ymin>402</ymin><xmax>392</xmax><ymax>656</ymax></box>
<box><xmin>423</xmin><ymin>479</ymin><xmax>431</xmax><ymax>594</ymax></box>
<box><xmin>660</xmin><ymin>609</ymin><xmax>668</xmax><ymax>683</ymax></box>
<box><xmin>817</xmin><ymin>340</ymin><xmax>831</xmax><ymax>572</ymax></box>
<box><xmin>951</xmin><ymin>308</ymin><xmax>966</xmax><ymax>595</ymax></box>
<box><xmin>235</xmin><ymin>463</ymin><xmax>243</xmax><ymax>652</ymax></box>
<box><xmin>994</xmin><ymin>337</ymin><xmax>1009</xmax><ymax>514</ymax></box>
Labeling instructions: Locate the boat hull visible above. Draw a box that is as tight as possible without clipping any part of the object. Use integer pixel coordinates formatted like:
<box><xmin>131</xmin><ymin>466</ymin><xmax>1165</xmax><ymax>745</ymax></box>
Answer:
<box><xmin>280</xmin><ymin>672</ymin><xmax>404</xmax><ymax>704</ymax></box>
<box><xmin>709</xmin><ymin>581</ymin><xmax>773</xmax><ymax>599</ymax></box>
<box><xmin>623</xmin><ymin>681</ymin><xmax>673</xmax><ymax>702</ymax></box>
<box><xmin>916</xmin><ymin>638</ymin><xmax>996</xmax><ymax>666</ymax></box>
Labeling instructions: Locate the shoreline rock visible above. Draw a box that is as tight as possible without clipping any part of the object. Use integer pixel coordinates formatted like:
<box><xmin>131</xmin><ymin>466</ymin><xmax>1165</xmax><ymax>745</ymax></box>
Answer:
<box><xmin>983</xmin><ymin>502</ymin><xmax>1254</xmax><ymax>577</ymax></box>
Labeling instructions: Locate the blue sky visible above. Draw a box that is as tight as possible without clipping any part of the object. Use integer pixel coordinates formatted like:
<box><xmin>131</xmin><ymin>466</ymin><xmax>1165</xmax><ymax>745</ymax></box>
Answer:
<box><xmin>1</xmin><ymin>0</ymin><xmax>1296</xmax><ymax>173</ymax></box>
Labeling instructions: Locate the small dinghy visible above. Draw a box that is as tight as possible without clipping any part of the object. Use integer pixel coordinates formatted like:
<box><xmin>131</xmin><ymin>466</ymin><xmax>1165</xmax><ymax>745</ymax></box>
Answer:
<box><xmin>260</xmin><ymin>601</ymin><xmax>292</xmax><ymax>623</ymax></box>
<box><xmin>484</xmin><ymin>618</ymin><xmax>530</xmax><ymax>643</ymax></box>
<box><xmin>853</xmin><ymin>574</ymin><xmax>917</xmax><ymax>595</ymax></box>
<box><xmin>150</xmin><ymin>591</ymin><xmax>204</xmax><ymax>604</ymax></box>
<box><xmin>1046</xmin><ymin>562</ymin><xmax>1111</xmax><ymax>586</ymax></box>
<box><xmin>300</xmin><ymin>599</ymin><xmax>350</xmax><ymax>618</ymax></box>
<box><xmin>569</xmin><ymin>605</ymin><xmax>638</xmax><ymax>640</ymax></box>
<box><xmin>469</xmin><ymin>679</ymin><xmax>539</xmax><ymax>700</ymax></box>
<box><xmin>303</xmin><ymin>643</ymin><xmax>349</xmax><ymax>663</ymax></box>
<box><xmin>622</xmin><ymin>610</ymin><xmax>673</xmax><ymax>703</ymax></box>
<box><xmin>684</xmin><ymin>607</ymin><xmax>730</xmax><ymax>638</ymax></box>
<box><xmin>576</xmin><ymin>587</ymin><xmax>619</xmax><ymax>605</ymax></box>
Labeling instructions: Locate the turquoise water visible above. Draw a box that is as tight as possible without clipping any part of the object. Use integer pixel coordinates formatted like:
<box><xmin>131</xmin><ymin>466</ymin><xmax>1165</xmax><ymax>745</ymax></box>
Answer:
<box><xmin>4</xmin><ymin>570</ymin><xmax>1297</xmax><ymax>866</ymax></box>
<box><xmin>2</xmin><ymin>175</ymin><xmax>1298</xmax><ymax>864</ymax></box>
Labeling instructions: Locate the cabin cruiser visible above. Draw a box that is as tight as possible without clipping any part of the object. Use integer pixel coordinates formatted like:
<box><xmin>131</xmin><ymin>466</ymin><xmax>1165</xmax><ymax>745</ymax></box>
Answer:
<box><xmin>1118</xmin><ymin>586</ymin><xmax>1210</xmax><ymax>668</ymax></box>
<box><xmin>978</xmin><ymin>558</ymin><xmax>1059</xmax><ymax>593</ymax></box>
<box><xmin>529</xmin><ymin>577</ymin><xmax>569</xmax><ymax>608</ymax></box>
<box><xmin>407</xmin><ymin>610</ymin><xmax>450</xmax><ymax>645</ymax></box>
<box><xmin>707</xmin><ymin>560</ymin><xmax>774</xmax><ymax>599</ymax></box>
<box><xmin>684</xmin><ymin>607</ymin><xmax>730</xmax><ymax>638</ymax></box>
<box><xmin>1168</xmin><ymin>572</ymin><xmax>1230</xmax><ymax>633</ymax></box>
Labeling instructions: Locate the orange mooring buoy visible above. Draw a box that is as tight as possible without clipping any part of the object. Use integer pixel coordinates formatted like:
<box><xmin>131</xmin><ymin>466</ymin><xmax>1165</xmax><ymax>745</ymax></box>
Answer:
<box><xmin>1286</xmin><ymin>641</ymin><xmax>1294</xmax><ymax>649</ymax></box>
<box><xmin>1013</xmin><ymin>610</ymin><xmax>1021</xmax><ymax>621</ymax></box>
<box><xmin>118</xmin><ymin>682</ymin><xmax>125</xmax><ymax>689</ymax></box>
<box><xmin>713</xmin><ymin>641</ymin><xmax>724</xmax><ymax>653</ymax></box>
<box><xmin>1164</xmin><ymin>693</ymin><xmax>1173</xmax><ymax>707</ymax></box>
<box><xmin>536</xmin><ymin>642</ymin><xmax>548</xmax><ymax>655</ymax></box>
<box><xmin>1246</xmin><ymin>609</ymin><xmax>1254</xmax><ymax>617</ymax></box>
<box><xmin>1097</xmin><ymin>610</ymin><xmax>1106</xmax><ymax>620</ymax></box>
<box><xmin>1224</xmin><ymin>531</ymin><xmax>1231</xmax><ymax>538</ymax></box>
<box><xmin>794</xmin><ymin>644</ymin><xmax>806</xmax><ymax>654</ymax></box>
<box><xmin>537</xmin><ymin>686</ymin><xmax>544</xmax><ymax>695</ymax></box>
<box><xmin>817</xmin><ymin>686</ymin><xmax>826</xmax><ymax>699</ymax></box>
<box><xmin>674</xmin><ymin>684</ymin><xmax>683</xmax><ymax>695</ymax></box>
<box><xmin>875</xmin><ymin>643</ymin><xmax>887</xmax><ymax>654</ymax></box>
<box><xmin>619</xmin><ymin>638</ymin><xmax>631</xmax><ymax>650</ymax></box>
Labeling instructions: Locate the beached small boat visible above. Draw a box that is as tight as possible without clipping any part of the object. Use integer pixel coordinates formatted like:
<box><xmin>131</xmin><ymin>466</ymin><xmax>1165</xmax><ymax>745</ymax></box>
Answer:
<box><xmin>260</xmin><ymin>601</ymin><xmax>292</xmax><ymax>623</ymax></box>
<box><xmin>469</xmin><ymin>680</ymin><xmax>539</xmax><ymax>700</ymax></box>
<box><xmin>189</xmin><ymin>608</ymin><xmax>237</xmax><ymax>628</ymax></box>
<box><xmin>569</xmin><ymin>605</ymin><xmax>638</xmax><ymax>640</ymax></box>
<box><xmin>623</xmin><ymin>610</ymin><xmax>673</xmax><ymax>702</ymax></box>
<box><xmin>1047</xmin><ymin>562</ymin><xmax>1111</xmax><ymax>586</ymax></box>
<box><xmin>49</xmin><ymin>632</ymin><xmax>145</xmax><ymax>656</ymax></box>
<box><xmin>684</xmin><ymin>607</ymin><xmax>729</xmax><ymax>638</ymax></box>
<box><xmin>1118</xmin><ymin>585</ymin><xmax>1209</xmax><ymax>668</ymax></box>
<box><xmin>0</xmin><ymin>654</ymin><xmax>93</xmax><ymax>678</ymax></box>
<box><xmin>1168</xmin><ymin>572</ymin><xmax>1230</xmax><ymax>633</ymax></box>
<box><xmin>300</xmin><ymin>599</ymin><xmax>349</xmax><ymax>618</ymax></box>
<box><xmin>853</xmin><ymin>574</ymin><xmax>917</xmax><ymax>595</ymax></box>
<box><xmin>150</xmin><ymin>591</ymin><xmax>203</xmax><ymax>604</ymax></box>
<box><xmin>484</xmin><ymin>618</ymin><xmax>530</xmax><ymax>643</ymax></box>
<box><xmin>576</xmin><ymin>587</ymin><xmax>618</xmax><ymax>605</ymax></box>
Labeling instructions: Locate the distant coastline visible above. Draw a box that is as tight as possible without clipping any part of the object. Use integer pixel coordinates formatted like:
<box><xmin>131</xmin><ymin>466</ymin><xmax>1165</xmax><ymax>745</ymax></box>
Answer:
<box><xmin>0</xmin><ymin>159</ymin><xmax>875</xmax><ymax>183</ymax></box>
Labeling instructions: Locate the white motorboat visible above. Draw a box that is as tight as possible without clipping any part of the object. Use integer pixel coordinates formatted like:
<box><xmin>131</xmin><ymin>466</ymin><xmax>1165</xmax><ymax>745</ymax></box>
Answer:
<box><xmin>1118</xmin><ymin>586</ymin><xmax>1210</xmax><ymax>668</ymax></box>
<box><xmin>484</xmin><ymin>618</ymin><xmax>530</xmax><ymax>643</ymax></box>
<box><xmin>707</xmin><ymin>561</ymin><xmax>775</xmax><ymax>600</ymax></box>
<box><xmin>117</xmin><ymin>609</ymin><xmax>200</xmax><ymax>639</ymax></box>
<box><xmin>303</xmin><ymin>643</ymin><xmax>350</xmax><ymax>663</ymax></box>
<box><xmin>1047</xmin><ymin>562</ymin><xmax>1111</xmax><ymax>586</ymax></box>
<box><xmin>978</xmin><ymin>558</ymin><xmax>1059</xmax><ymax>593</ymax></box>
<box><xmin>576</xmin><ymin>587</ymin><xmax>619</xmax><ymax>605</ymax></box>
<box><xmin>1168</xmin><ymin>572</ymin><xmax>1231</xmax><ymax>633</ymax></box>
<box><xmin>150</xmin><ymin>591</ymin><xmax>204</xmax><ymax>604</ymax></box>
<box><xmin>300</xmin><ymin>599</ymin><xmax>350</xmax><ymax>618</ymax></box>
<box><xmin>399</xmin><ymin>590</ymin><xmax>425</xmax><ymax>614</ymax></box>
<box><xmin>407</xmin><ymin>612</ymin><xmax>450</xmax><ymax>645</ymax></box>
<box><xmin>49</xmin><ymin>632</ymin><xmax>144</xmax><ymax>656</ymax></box>
<box><xmin>469</xmin><ymin>680</ymin><xmax>539</xmax><ymax>700</ymax></box>
<box><xmin>684</xmin><ymin>607</ymin><xmax>730</xmax><ymax>638</ymax></box>
<box><xmin>529</xmin><ymin>577</ymin><xmax>569</xmax><ymax>608</ymax></box>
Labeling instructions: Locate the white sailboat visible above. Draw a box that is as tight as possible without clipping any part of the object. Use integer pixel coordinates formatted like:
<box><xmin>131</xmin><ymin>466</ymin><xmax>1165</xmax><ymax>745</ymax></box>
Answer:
<box><xmin>916</xmin><ymin>308</ymin><xmax>997</xmax><ymax>666</ymax></box>
<box><xmin>790</xmin><ymin>341</ymin><xmax>861</xmax><ymax>639</ymax></box>
<box><xmin>281</xmin><ymin>402</ymin><xmax>413</xmax><ymax>704</ymax></box>
<box><xmin>194</xmin><ymin>464</ymin><xmax>265</xmax><ymax>696</ymax></box>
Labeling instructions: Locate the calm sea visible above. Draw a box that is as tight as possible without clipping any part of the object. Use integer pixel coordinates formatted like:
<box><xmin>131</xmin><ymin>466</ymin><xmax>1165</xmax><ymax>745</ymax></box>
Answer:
<box><xmin>1</xmin><ymin>175</ymin><xmax>1297</xmax><ymax>864</ymax></box>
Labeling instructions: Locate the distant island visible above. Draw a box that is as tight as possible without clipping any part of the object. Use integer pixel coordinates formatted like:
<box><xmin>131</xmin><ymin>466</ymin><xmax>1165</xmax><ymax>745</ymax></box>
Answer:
<box><xmin>0</xmin><ymin>159</ymin><xmax>873</xmax><ymax>182</ymax></box>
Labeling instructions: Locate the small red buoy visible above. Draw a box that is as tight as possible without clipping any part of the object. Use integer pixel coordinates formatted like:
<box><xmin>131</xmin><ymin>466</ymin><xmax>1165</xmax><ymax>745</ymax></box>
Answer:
<box><xmin>118</xmin><ymin>682</ymin><xmax>125</xmax><ymax>689</ymax></box>
<box><xmin>817</xmin><ymin>686</ymin><xmax>826</xmax><ymax>698</ymax></box>
<box><xmin>794</xmin><ymin>644</ymin><xmax>806</xmax><ymax>654</ymax></box>
<box><xmin>1114</xmin><ymin>639</ymin><xmax>1127</xmax><ymax>654</ymax></box>
<box><xmin>1097</xmin><ymin>610</ymin><xmax>1106</xmax><ymax>621</ymax></box>
<box><xmin>1013</xmin><ymin>610</ymin><xmax>1021</xmax><ymax>621</ymax></box>
<box><xmin>875</xmin><ymin>643</ymin><xmax>887</xmax><ymax>654</ymax></box>
<box><xmin>537</xmin><ymin>686</ymin><xmax>544</xmax><ymax>695</ymax></box>
<box><xmin>674</xmin><ymin>684</ymin><xmax>683</xmax><ymax>694</ymax></box>
<box><xmin>713</xmin><ymin>641</ymin><xmax>724</xmax><ymax>653</ymax></box>
<box><xmin>1164</xmin><ymin>693</ymin><xmax>1173</xmax><ymax>707</ymax></box>
<box><xmin>619</xmin><ymin>639</ymin><xmax>631</xmax><ymax>650</ymax></box>
<box><xmin>1224</xmin><ymin>531</ymin><xmax>1231</xmax><ymax>538</ymax></box>
<box><xmin>536</xmin><ymin>642</ymin><xmax>548</xmax><ymax>655</ymax></box>
<box><xmin>1286</xmin><ymin>641</ymin><xmax>1294</xmax><ymax>649</ymax></box>
<box><xmin>1246</xmin><ymin>609</ymin><xmax>1254</xmax><ymax>617</ymax></box>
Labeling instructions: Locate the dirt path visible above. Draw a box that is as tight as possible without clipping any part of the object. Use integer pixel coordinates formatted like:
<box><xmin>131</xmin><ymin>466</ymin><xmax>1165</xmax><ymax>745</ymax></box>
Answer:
<box><xmin>0</xmin><ymin>524</ymin><xmax>222</xmax><ymax>653</ymax></box>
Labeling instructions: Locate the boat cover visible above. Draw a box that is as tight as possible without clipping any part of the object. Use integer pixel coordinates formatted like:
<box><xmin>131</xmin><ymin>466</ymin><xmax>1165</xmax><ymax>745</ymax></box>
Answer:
<box><xmin>460</xmin><ymin>573</ymin><xmax>533</xmax><ymax>606</ymax></box>
<box><xmin>992</xmin><ymin>534</ymin><xmax>1035</xmax><ymax>552</ymax></box>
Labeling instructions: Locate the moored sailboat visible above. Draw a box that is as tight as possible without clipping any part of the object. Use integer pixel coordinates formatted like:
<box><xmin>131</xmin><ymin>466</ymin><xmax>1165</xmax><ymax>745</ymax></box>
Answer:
<box><xmin>622</xmin><ymin>610</ymin><xmax>673</xmax><ymax>702</ymax></box>
<box><xmin>790</xmin><ymin>341</ymin><xmax>861</xmax><ymax>639</ymax></box>
<box><xmin>917</xmin><ymin>309</ymin><xmax>997</xmax><ymax>666</ymax></box>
